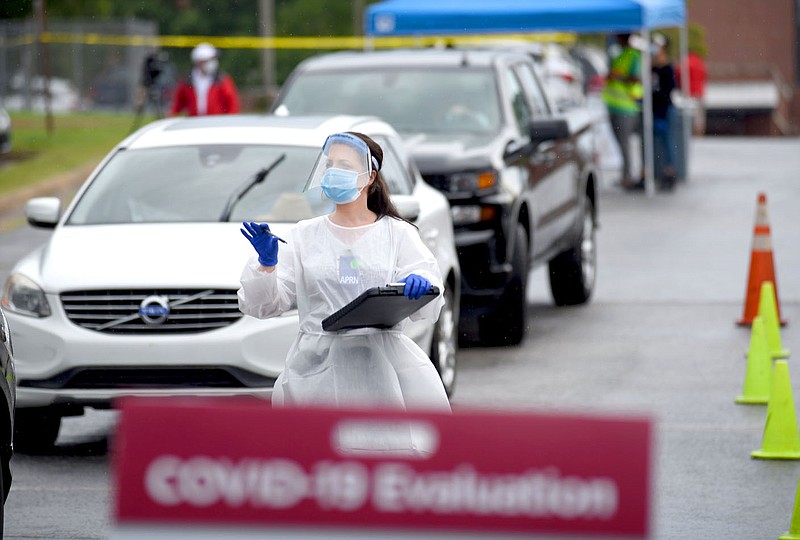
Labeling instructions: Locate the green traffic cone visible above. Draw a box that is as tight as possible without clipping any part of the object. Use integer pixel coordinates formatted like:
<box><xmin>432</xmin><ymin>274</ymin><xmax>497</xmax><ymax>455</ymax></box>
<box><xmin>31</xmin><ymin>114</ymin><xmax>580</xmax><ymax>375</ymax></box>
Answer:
<box><xmin>736</xmin><ymin>316</ymin><xmax>771</xmax><ymax>404</ymax></box>
<box><xmin>752</xmin><ymin>361</ymin><xmax>800</xmax><ymax>460</ymax></box>
<box><xmin>759</xmin><ymin>281</ymin><xmax>790</xmax><ymax>359</ymax></box>
<box><xmin>779</xmin><ymin>477</ymin><xmax>800</xmax><ymax>539</ymax></box>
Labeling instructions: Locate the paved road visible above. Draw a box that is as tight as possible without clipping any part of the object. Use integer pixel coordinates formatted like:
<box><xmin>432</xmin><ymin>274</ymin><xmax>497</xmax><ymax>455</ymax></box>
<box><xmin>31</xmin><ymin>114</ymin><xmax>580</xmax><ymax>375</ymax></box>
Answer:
<box><xmin>459</xmin><ymin>137</ymin><xmax>800</xmax><ymax>539</ymax></box>
<box><xmin>1</xmin><ymin>137</ymin><xmax>799</xmax><ymax>538</ymax></box>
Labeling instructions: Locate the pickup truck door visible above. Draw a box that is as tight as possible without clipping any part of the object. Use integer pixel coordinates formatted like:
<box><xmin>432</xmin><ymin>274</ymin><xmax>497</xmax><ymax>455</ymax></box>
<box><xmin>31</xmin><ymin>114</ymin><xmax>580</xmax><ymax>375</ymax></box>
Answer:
<box><xmin>513</xmin><ymin>63</ymin><xmax>580</xmax><ymax>258</ymax></box>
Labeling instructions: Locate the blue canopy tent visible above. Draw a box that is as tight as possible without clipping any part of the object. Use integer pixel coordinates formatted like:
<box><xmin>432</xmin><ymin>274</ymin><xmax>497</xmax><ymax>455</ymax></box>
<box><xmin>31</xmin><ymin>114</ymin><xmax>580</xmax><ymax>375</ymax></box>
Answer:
<box><xmin>365</xmin><ymin>0</ymin><xmax>685</xmax><ymax>35</ymax></box>
<box><xmin>364</xmin><ymin>0</ymin><xmax>688</xmax><ymax>196</ymax></box>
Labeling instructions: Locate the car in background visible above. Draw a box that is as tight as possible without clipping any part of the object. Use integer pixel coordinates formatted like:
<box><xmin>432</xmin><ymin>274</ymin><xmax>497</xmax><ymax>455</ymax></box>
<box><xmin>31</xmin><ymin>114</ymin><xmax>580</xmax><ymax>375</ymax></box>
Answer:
<box><xmin>5</xmin><ymin>75</ymin><xmax>81</xmax><ymax>113</ymax></box>
<box><xmin>568</xmin><ymin>44</ymin><xmax>623</xmax><ymax>183</ymax></box>
<box><xmin>273</xmin><ymin>48</ymin><xmax>599</xmax><ymax>346</ymax></box>
<box><xmin>0</xmin><ymin>306</ymin><xmax>15</xmax><ymax>530</ymax></box>
<box><xmin>469</xmin><ymin>41</ymin><xmax>586</xmax><ymax>111</ymax></box>
<box><xmin>2</xmin><ymin>115</ymin><xmax>460</xmax><ymax>450</ymax></box>
<box><xmin>531</xmin><ymin>42</ymin><xmax>586</xmax><ymax>110</ymax></box>
<box><xmin>0</xmin><ymin>107</ymin><xmax>10</xmax><ymax>155</ymax></box>
<box><xmin>569</xmin><ymin>44</ymin><xmax>609</xmax><ymax>96</ymax></box>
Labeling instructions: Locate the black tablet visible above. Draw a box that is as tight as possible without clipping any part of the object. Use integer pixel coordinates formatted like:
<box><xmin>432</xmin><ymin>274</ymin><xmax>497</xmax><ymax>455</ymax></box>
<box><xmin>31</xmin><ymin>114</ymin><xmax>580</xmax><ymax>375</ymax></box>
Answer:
<box><xmin>322</xmin><ymin>284</ymin><xmax>440</xmax><ymax>332</ymax></box>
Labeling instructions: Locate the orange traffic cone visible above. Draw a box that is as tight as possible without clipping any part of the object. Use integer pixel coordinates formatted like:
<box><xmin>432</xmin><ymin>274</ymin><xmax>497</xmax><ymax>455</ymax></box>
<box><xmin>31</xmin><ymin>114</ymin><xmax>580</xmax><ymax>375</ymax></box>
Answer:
<box><xmin>737</xmin><ymin>192</ymin><xmax>787</xmax><ymax>327</ymax></box>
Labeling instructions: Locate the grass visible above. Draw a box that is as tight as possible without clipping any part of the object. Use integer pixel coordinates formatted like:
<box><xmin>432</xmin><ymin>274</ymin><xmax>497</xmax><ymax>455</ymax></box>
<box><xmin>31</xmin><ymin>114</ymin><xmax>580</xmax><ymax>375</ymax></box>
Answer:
<box><xmin>0</xmin><ymin>111</ymin><xmax>156</xmax><ymax>196</ymax></box>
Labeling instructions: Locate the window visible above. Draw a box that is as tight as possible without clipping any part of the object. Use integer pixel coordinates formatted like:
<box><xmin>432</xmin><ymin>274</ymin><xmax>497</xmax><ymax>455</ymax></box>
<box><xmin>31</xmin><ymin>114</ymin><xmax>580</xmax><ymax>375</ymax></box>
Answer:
<box><xmin>66</xmin><ymin>145</ymin><xmax>327</xmax><ymax>225</ymax></box>
<box><xmin>515</xmin><ymin>63</ymin><xmax>550</xmax><ymax>118</ymax></box>
<box><xmin>504</xmin><ymin>68</ymin><xmax>533</xmax><ymax>136</ymax></box>
<box><xmin>278</xmin><ymin>69</ymin><xmax>502</xmax><ymax>135</ymax></box>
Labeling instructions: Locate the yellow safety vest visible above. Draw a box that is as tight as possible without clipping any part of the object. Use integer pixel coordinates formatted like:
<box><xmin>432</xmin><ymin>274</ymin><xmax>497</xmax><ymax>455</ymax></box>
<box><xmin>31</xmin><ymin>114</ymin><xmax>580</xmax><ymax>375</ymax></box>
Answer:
<box><xmin>602</xmin><ymin>47</ymin><xmax>643</xmax><ymax>115</ymax></box>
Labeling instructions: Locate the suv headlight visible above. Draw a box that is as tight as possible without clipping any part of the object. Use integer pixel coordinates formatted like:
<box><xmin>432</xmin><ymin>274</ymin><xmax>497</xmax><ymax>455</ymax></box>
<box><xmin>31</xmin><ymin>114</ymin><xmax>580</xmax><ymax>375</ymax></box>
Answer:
<box><xmin>451</xmin><ymin>205</ymin><xmax>497</xmax><ymax>226</ymax></box>
<box><xmin>2</xmin><ymin>274</ymin><xmax>51</xmax><ymax>318</ymax></box>
<box><xmin>447</xmin><ymin>171</ymin><xmax>497</xmax><ymax>193</ymax></box>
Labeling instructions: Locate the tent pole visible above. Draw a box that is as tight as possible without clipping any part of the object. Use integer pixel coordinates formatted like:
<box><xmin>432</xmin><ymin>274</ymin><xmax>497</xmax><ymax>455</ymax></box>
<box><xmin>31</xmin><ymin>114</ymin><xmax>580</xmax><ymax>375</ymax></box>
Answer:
<box><xmin>679</xmin><ymin>21</ymin><xmax>690</xmax><ymax>180</ymax></box>
<box><xmin>641</xmin><ymin>28</ymin><xmax>655</xmax><ymax>196</ymax></box>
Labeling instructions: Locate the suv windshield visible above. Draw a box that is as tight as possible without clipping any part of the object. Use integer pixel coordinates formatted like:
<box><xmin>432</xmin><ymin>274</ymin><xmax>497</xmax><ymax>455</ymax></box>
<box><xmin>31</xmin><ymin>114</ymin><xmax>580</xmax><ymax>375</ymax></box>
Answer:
<box><xmin>67</xmin><ymin>144</ymin><xmax>332</xmax><ymax>225</ymax></box>
<box><xmin>278</xmin><ymin>68</ymin><xmax>502</xmax><ymax>134</ymax></box>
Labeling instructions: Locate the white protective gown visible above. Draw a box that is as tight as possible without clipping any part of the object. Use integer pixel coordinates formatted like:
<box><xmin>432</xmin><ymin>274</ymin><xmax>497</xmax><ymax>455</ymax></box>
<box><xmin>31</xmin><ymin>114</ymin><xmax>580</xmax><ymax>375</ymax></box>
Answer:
<box><xmin>238</xmin><ymin>215</ymin><xmax>451</xmax><ymax>412</ymax></box>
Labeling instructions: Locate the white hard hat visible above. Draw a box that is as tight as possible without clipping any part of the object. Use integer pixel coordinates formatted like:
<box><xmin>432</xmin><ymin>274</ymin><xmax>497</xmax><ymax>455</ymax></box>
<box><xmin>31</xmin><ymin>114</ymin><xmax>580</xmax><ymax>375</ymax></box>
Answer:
<box><xmin>652</xmin><ymin>33</ymin><xmax>667</xmax><ymax>48</ymax></box>
<box><xmin>627</xmin><ymin>34</ymin><xmax>648</xmax><ymax>52</ymax></box>
<box><xmin>191</xmin><ymin>43</ymin><xmax>217</xmax><ymax>63</ymax></box>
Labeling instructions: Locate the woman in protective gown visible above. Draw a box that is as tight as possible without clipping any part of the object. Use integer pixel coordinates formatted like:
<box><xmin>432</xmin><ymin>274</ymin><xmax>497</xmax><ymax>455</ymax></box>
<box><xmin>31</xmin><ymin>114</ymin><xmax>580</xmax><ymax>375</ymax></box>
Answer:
<box><xmin>238</xmin><ymin>131</ymin><xmax>451</xmax><ymax>420</ymax></box>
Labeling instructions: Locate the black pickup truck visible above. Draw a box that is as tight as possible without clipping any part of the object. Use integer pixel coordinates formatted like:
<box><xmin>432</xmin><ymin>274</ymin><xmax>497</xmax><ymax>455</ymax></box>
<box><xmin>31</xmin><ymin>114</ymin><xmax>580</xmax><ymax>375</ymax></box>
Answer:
<box><xmin>272</xmin><ymin>48</ymin><xmax>599</xmax><ymax>345</ymax></box>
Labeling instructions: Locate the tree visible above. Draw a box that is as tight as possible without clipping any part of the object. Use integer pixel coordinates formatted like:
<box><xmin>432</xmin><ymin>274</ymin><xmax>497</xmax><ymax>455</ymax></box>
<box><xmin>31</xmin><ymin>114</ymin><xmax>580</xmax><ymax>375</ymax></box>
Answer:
<box><xmin>275</xmin><ymin>0</ymin><xmax>361</xmax><ymax>85</ymax></box>
<box><xmin>1</xmin><ymin>0</ymin><xmax>385</xmax><ymax>107</ymax></box>
<box><xmin>1</xmin><ymin>0</ymin><xmax>114</xmax><ymax>19</ymax></box>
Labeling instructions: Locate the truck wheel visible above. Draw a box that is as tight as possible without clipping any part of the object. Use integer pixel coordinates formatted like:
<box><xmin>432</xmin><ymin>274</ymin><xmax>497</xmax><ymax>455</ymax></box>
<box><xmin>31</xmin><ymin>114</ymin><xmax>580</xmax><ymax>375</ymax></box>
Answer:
<box><xmin>14</xmin><ymin>408</ymin><xmax>62</xmax><ymax>452</ymax></box>
<box><xmin>549</xmin><ymin>199</ymin><xmax>596</xmax><ymax>306</ymax></box>
<box><xmin>482</xmin><ymin>224</ymin><xmax>528</xmax><ymax>346</ymax></box>
<box><xmin>430</xmin><ymin>286</ymin><xmax>457</xmax><ymax>397</ymax></box>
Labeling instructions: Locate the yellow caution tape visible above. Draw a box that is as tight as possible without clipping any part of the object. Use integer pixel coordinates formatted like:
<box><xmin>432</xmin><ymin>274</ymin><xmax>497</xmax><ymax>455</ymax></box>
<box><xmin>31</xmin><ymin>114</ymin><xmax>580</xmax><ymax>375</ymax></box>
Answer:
<box><xmin>1</xmin><ymin>31</ymin><xmax>576</xmax><ymax>50</ymax></box>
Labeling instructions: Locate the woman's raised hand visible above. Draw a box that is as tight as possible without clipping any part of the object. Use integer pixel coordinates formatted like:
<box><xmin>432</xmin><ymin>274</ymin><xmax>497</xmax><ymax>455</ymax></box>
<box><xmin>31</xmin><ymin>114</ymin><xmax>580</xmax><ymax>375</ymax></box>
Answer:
<box><xmin>241</xmin><ymin>221</ymin><xmax>279</xmax><ymax>266</ymax></box>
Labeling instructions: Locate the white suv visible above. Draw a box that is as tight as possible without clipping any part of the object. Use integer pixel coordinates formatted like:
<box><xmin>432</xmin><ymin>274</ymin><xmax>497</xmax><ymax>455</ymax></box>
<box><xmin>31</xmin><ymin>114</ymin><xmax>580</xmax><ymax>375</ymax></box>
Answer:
<box><xmin>2</xmin><ymin>115</ymin><xmax>460</xmax><ymax>449</ymax></box>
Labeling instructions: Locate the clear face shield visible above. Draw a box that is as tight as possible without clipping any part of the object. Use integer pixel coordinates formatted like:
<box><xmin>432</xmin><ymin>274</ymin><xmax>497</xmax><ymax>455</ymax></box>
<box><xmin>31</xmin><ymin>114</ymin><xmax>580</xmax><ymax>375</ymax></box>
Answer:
<box><xmin>304</xmin><ymin>133</ymin><xmax>375</xmax><ymax>204</ymax></box>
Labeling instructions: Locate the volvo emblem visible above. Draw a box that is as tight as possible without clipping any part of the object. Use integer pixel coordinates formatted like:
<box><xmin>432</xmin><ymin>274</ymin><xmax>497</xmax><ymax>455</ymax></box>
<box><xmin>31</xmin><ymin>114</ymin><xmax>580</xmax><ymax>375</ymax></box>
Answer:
<box><xmin>139</xmin><ymin>295</ymin><xmax>170</xmax><ymax>325</ymax></box>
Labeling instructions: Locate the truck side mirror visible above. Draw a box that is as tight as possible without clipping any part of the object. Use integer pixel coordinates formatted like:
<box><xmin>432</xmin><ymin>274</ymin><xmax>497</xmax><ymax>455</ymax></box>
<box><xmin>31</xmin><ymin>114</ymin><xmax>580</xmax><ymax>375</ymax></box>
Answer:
<box><xmin>528</xmin><ymin>119</ymin><xmax>570</xmax><ymax>146</ymax></box>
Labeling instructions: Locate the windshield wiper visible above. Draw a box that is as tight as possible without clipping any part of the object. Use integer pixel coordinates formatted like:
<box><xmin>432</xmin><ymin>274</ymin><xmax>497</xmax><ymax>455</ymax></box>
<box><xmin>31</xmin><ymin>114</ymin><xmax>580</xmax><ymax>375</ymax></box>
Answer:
<box><xmin>219</xmin><ymin>153</ymin><xmax>286</xmax><ymax>222</ymax></box>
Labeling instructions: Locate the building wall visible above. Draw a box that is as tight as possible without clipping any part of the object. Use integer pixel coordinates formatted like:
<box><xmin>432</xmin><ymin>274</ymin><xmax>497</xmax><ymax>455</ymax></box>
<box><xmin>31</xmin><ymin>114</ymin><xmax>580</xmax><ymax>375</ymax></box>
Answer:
<box><xmin>688</xmin><ymin>0</ymin><xmax>797</xmax><ymax>135</ymax></box>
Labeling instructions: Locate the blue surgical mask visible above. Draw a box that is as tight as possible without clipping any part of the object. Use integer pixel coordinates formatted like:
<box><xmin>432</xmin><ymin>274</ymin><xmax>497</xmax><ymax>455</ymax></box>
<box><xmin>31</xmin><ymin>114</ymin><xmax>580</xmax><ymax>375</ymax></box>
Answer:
<box><xmin>321</xmin><ymin>168</ymin><xmax>366</xmax><ymax>204</ymax></box>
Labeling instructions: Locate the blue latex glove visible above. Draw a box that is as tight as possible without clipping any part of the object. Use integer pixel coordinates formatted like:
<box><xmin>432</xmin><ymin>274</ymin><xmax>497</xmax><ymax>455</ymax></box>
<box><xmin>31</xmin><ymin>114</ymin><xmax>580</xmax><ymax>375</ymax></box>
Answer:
<box><xmin>241</xmin><ymin>221</ymin><xmax>279</xmax><ymax>266</ymax></box>
<box><xmin>400</xmin><ymin>274</ymin><xmax>431</xmax><ymax>300</ymax></box>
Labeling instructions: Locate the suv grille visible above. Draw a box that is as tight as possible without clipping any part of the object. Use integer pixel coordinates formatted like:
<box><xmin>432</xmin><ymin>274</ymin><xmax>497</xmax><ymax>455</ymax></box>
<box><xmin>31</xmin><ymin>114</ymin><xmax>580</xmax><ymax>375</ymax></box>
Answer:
<box><xmin>61</xmin><ymin>289</ymin><xmax>242</xmax><ymax>334</ymax></box>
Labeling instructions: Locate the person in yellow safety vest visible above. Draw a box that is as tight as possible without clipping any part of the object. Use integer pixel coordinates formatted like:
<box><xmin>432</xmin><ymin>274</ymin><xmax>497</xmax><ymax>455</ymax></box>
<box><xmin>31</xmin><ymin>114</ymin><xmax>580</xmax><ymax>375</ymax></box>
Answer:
<box><xmin>602</xmin><ymin>33</ymin><xmax>644</xmax><ymax>190</ymax></box>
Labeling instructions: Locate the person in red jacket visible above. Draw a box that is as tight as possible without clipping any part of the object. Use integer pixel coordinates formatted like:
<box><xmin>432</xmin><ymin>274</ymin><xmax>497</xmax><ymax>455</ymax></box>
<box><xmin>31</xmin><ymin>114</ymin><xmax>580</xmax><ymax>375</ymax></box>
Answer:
<box><xmin>676</xmin><ymin>50</ymin><xmax>707</xmax><ymax>135</ymax></box>
<box><xmin>169</xmin><ymin>43</ymin><xmax>240</xmax><ymax>116</ymax></box>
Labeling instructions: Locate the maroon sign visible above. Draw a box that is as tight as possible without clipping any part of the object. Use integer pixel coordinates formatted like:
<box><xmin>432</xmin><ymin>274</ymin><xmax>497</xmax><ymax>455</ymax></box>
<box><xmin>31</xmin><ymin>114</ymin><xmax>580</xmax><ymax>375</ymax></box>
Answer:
<box><xmin>114</xmin><ymin>397</ymin><xmax>651</xmax><ymax>537</ymax></box>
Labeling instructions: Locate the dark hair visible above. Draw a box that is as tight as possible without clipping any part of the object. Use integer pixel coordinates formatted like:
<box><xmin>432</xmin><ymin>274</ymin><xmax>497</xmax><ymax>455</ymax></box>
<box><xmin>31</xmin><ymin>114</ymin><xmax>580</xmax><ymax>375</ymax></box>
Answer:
<box><xmin>346</xmin><ymin>131</ymin><xmax>414</xmax><ymax>225</ymax></box>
